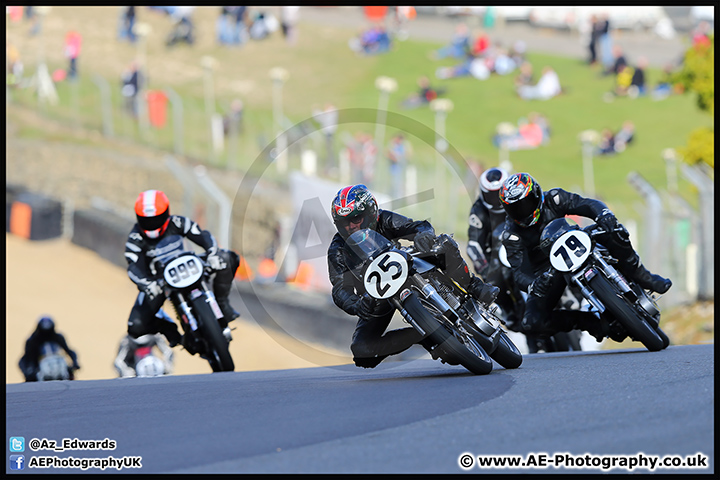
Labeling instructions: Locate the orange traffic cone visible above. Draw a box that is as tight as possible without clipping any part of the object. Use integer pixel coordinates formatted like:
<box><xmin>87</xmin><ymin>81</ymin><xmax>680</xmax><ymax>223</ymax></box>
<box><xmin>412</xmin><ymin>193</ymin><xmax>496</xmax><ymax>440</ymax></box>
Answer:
<box><xmin>290</xmin><ymin>262</ymin><xmax>314</xmax><ymax>290</ymax></box>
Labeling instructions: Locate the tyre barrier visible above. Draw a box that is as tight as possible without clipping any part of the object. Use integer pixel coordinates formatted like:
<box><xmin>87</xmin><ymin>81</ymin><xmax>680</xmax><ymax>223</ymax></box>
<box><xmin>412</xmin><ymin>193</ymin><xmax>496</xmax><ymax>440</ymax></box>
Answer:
<box><xmin>7</xmin><ymin>189</ymin><xmax>63</xmax><ymax>241</ymax></box>
<box><xmin>71</xmin><ymin>208</ymin><xmax>134</xmax><ymax>269</ymax></box>
<box><xmin>6</xmin><ymin>184</ymin><xmax>28</xmax><ymax>233</ymax></box>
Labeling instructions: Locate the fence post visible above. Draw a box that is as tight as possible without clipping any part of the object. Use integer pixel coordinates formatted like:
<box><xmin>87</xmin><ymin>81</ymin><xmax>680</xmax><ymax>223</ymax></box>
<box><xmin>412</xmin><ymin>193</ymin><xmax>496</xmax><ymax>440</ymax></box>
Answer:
<box><xmin>92</xmin><ymin>74</ymin><xmax>114</xmax><ymax>138</ymax></box>
<box><xmin>627</xmin><ymin>172</ymin><xmax>663</xmax><ymax>275</ymax></box>
<box><xmin>164</xmin><ymin>155</ymin><xmax>196</xmax><ymax>217</ymax></box>
<box><xmin>681</xmin><ymin>164</ymin><xmax>714</xmax><ymax>300</ymax></box>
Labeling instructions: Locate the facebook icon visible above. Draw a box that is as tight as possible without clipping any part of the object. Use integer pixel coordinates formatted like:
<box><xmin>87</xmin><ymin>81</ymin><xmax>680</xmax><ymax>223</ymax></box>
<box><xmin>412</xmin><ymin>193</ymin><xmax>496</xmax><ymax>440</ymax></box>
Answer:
<box><xmin>9</xmin><ymin>455</ymin><xmax>25</xmax><ymax>470</ymax></box>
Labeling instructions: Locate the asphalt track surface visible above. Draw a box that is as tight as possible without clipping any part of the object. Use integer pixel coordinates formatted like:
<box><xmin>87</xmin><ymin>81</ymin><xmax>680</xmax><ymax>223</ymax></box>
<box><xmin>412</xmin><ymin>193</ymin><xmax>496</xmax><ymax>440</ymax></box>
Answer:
<box><xmin>6</xmin><ymin>343</ymin><xmax>713</xmax><ymax>474</ymax></box>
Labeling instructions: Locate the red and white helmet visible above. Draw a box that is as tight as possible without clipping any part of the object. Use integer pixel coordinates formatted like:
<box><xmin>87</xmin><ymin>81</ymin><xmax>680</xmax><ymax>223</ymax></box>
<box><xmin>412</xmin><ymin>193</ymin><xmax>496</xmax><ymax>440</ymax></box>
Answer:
<box><xmin>134</xmin><ymin>190</ymin><xmax>170</xmax><ymax>239</ymax></box>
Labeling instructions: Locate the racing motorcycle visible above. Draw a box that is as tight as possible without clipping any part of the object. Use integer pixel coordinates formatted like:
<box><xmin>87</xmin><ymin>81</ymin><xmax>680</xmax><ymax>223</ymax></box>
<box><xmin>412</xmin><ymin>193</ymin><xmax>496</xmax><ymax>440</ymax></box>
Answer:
<box><xmin>36</xmin><ymin>342</ymin><xmax>75</xmax><ymax>381</ymax></box>
<box><xmin>132</xmin><ymin>334</ymin><xmax>170</xmax><ymax>378</ymax></box>
<box><xmin>538</xmin><ymin>218</ymin><xmax>670</xmax><ymax>352</ymax></box>
<box><xmin>493</xmin><ymin>223</ymin><xmax>583</xmax><ymax>353</ymax></box>
<box><xmin>346</xmin><ymin>229</ymin><xmax>522</xmax><ymax>375</ymax></box>
<box><xmin>149</xmin><ymin>234</ymin><xmax>235</xmax><ymax>372</ymax></box>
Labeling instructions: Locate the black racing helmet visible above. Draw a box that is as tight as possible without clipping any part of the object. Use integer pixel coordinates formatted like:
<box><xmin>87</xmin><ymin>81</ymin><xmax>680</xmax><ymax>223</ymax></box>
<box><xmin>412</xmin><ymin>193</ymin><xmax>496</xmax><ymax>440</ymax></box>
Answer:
<box><xmin>479</xmin><ymin>167</ymin><xmax>509</xmax><ymax>214</ymax></box>
<box><xmin>499</xmin><ymin>173</ymin><xmax>544</xmax><ymax>227</ymax></box>
<box><xmin>331</xmin><ymin>184</ymin><xmax>379</xmax><ymax>239</ymax></box>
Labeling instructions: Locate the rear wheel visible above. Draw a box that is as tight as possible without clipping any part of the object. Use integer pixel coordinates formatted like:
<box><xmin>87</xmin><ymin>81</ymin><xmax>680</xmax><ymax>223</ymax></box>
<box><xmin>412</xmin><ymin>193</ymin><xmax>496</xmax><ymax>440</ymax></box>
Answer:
<box><xmin>404</xmin><ymin>294</ymin><xmax>493</xmax><ymax>375</ymax></box>
<box><xmin>589</xmin><ymin>274</ymin><xmax>664</xmax><ymax>352</ymax></box>
<box><xmin>192</xmin><ymin>298</ymin><xmax>235</xmax><ymax>372</ymax></box>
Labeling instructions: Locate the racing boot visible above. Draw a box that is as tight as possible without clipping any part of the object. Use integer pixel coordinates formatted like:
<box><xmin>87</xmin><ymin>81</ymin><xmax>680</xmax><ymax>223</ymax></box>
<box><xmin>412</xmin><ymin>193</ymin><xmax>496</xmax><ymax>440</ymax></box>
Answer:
<box><xmin>630</xmin><ymin>263</ymin><xmax>672</xmax><ymax>295</ymax></box>
<box><xmin>156</xmin><ymin>318</ymin><xmax>182</xmax><ymax>348</ymax></box>
<box><xmin>434</xmin><ymin>234</ymin><xmax>499</xmax><ymax>305</ymax></box>
<box><xmin>619</xmin><ymin>252</ymin><xmax>672</xmax><ymax>295</ymax></box>
<box><xmin>213</xmin><ymin>257</ymin><xmax>241</xmax><ymax>326</ymax></box>
<box><xmin>572</xmin><ymin>312</ymin><xmax>611</xmax><ymax>343</ymax></box>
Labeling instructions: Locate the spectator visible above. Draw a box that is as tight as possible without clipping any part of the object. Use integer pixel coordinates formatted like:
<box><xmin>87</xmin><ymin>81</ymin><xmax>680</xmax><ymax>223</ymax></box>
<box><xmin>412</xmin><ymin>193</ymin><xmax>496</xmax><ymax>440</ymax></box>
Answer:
<box><xmin>514</xmin><ymin>61</ymin><xmax>534</xmax><ymax>89</ymax></box>
<box><xmin>691</xmin><ymin>20</ymin><xmax>712</xmax><ymax>50</ymax></box>
<box><xmin>280</xmin><ymin>6</ymin><xmax>300</xmax><ymax>45</ymax></box>
<box><xmin>64</xmin><ymin>31</ymin><xmax>82</xmax><ymax>80</ymax></box>
<box><xmin>613</xmin><ymin>121</ymin><xmax>635</xmax><ymax>152</ymax></box>
<box><xmin>430</xmin><ymin>22</ymin><xmax>470</xmax><ymax>59</ymax></box>
<box><xmin>223</xmin><ymin>99</ymin><xmax>244</xmax><ymax>136</ymax></box>
<box><xmin>400</xmin><ymin>76</ymin><xmax>446</xmax><ymax>109</ymax></box>
<box><xmin>216</xmin><ymin>7</ymin><xmax>235</xmax><ymax>45</ymax></box>
<box><xmin>628</xmin><ymin>56</ymin><xmax>648</xmax><ymax>98</ymax></box>
<box><xmin>492</xmin><ymin>113</ymin><xmax>550</xmax><ymax>151</ymax></box>
<box><xmin>352</xmin><ymin>25</ymin><xmax>391</xmax><ymax>55</ymax></box>
<box><xmin>613</xmin><ymin>64</ymin><xmax>635</xmax><ymax>97</ymax></box>
<box><xmin>597</xmin><ymin>13</ymin><xmax>613</xmax><ymax>73</ymax></box>
<box><xmin>517</xmin><ymin>66</ymin><xmax>562</xmax><ymax>101</ymax></box>
<box><xmin>491</xmin><ymin>46</ymin><xmax>516</xmax><ymax>76</ymax></box>
<box><xmin>393</xmin><ymin>6</ymin><xmax>416</xmax><ymax>40</ymax></box>
<box><xmin>587</xmin><ymin>14</ymin><xmax>600</xmax><ymax>65</ymax></box>
<box><xmin>387</xmin><ymin>133</ymin><xmax>413</xmax><ymax>198</ymax></box>
<box><xmin>118</xmin><ymin>6</ymin><xmax>136</xmax><ymax>43</ymax></box>
<box><xmin>596</xmin><ymin>128</ymin><xmax>616</xmax><ymax>155</ymax></box>
<box><xmin>166</xmin><ymin>6</ymin><xmax>195</xmax><ymax>47</ymax></box>
<box><xmin>232</xmin><ymin>7</ymin><xmax>249</xmax><ymax>45</ymax></box>
<box><xmin>121</xmin><ymin>60</ymin><xmax>143</xmax><ymax>117</ymax></box>
<box><xmin>608</xmin><ymin>44</ymin><xmax>627</xmax><ymax>76</ymax></box>
<box><xmin>509</xmin><ymin>40</ymin><xmax>527</xmax><ymax>66</ymax></box>
<box><xmin>471</xmin><ymin>28</ymin><xmax>491</xmax><ymax>56</ymax></box>
<box><xmin>249</xmin><ymin>11</ymin><xmax>273</xmax><ymax>40</ymax></box>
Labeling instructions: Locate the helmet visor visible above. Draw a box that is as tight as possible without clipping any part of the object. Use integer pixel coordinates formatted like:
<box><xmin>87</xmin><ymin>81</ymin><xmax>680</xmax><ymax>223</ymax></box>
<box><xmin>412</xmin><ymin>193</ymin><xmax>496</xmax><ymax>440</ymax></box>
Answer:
<box><xmin>504</xmin><ymin>195</ymin><xmax>541</xmax><ymax>227</ymax></box>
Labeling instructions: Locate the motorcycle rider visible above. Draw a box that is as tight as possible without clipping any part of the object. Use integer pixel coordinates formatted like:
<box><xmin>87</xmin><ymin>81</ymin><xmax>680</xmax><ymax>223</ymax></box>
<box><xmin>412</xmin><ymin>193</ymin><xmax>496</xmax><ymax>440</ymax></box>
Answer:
<box><xmin>327</xmin><ymin>184</ymin><xmax>499</xmax><ymax>368</ymax></box>
<box><xmin>125</xmin><ymin>189</ymin><xmax>240</xmax><ymax>350</ymax></box>
<box><xmin>19</xmin><ymin>316</ymin><xmax>80</xmax><ymax>382</ymax></box>
<box><xmin>467</xmin><ymin>167</ymin><xmax>523</xmax><ymax>327</ymax></box>
<box><xmin>114</xmin><ymin>311</ymin><xmax>175</xmax><ymax>377</ymax></box>
<box><xmin>498</xmin><ymin>172</ymin><xmax>672</xmax><ymax>341</ymax></box>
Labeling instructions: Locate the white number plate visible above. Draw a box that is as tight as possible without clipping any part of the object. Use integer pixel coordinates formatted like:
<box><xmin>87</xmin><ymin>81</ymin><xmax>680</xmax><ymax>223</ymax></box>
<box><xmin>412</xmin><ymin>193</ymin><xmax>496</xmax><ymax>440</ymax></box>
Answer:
<box><xmin>163</xmin><ymin>256</ymin><xmax>203</xmax><ymax>288</ymax></box>
<box><xmin>549</xmin><ymin>230</ymin><xmax>592</xmax><ymax>272</ymax></box>
<box><xmin>364</xmin><ymin>252</ymin><xmax>409</xmax><ymax>299</ymax></box>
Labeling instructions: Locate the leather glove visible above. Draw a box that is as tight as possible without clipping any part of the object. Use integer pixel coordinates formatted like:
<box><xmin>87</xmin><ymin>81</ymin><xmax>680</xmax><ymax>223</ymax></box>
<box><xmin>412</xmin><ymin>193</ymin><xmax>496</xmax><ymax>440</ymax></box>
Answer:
<box><xmin>356</xmin><ymin>294</ymin><xmax>377</xmax><ymax>318</ymax></box>
<box><xmin>479</xmin><ymin>283</ymin><xmax>500</xmax><ymax>305</ymax></box>
<box><xmin>144</xmin><ymin>280</ymin><xmax>164</xmax><ymax>300</ymax></box>
<box><xmin>529</xmin><ymin>271</ymin><xmax>553</xmax><ymax>298</ymax></box>
<box><xmin>595</xmin><ymin>208</ymin><xmax>619</xmax><ymax>233</ymax></box>
<box><xmin>207</xmin><ymin>254</ymin><xmax>225</xmax><ymax>271</ymax></box>
<box><xmin>414</xmin><ymin>231</ymin><xmax>437</xmax><ymax>254</ymax></box>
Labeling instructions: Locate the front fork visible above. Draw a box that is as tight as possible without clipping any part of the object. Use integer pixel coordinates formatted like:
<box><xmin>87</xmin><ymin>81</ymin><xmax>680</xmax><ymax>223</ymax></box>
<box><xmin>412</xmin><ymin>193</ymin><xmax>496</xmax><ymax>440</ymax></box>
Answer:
<box><xmin>569</xmin><ymin>250</ymin><xmax>636</xmax><ymax>315</ymax></box>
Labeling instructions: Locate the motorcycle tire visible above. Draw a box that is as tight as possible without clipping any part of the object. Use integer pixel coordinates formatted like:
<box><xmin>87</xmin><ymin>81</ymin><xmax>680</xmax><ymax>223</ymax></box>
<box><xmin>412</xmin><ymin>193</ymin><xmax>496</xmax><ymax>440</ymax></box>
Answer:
<box><xmin>404</xmin><ymin>293</ymin><xmax>493</xmax><ymax>375</ymax></box>
<box><xmin>655</xmin><ymin>326</ymin><xmax>671</xmax><ymax>350</ymax></box>
<box><xmin>489</xmin><ymin>331</ymin><xmax>523</xmax><ymax>369</ymax></box>
<box><xmin>192</xmin><ymin>297</ymin><xmax>235</xmax><ymax>372</ymax></box>
<box><xmin>589</xmin><ymin>274</ymin><xmax>664</xmax><ymax>352</ymax></box>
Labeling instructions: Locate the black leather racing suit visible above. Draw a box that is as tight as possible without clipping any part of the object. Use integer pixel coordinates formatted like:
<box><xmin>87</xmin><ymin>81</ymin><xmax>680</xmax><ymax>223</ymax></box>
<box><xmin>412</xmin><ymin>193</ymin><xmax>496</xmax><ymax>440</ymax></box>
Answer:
<box><xmin>467</xmin><ymin>195</ymin><xmax>524</xmax><ymax>328</ymax></box>
<box><xmin>124</xmin><ymin>215</ymin><xmax>239</xmax><ymax>342</ymax></box>
<box><xmin>501</xmin><ymin>188</ymin><xmax>642</xmax><ymax>336</ymax></box>
<box><xmin>328</xmin><ymin>209</ymin><xmax>472</xmax><ymax>368</ymax></box>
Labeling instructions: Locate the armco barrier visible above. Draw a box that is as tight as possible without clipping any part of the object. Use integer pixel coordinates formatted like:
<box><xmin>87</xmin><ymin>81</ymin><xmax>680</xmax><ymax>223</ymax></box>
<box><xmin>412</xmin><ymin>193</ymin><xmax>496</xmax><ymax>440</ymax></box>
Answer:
<box><xmin>71</xmin><ymin>208</ymin><xmax>134</xmax><ymax>269</ymax></box>
<box><xmin>8</xmin><ymin>190</ymin><xmax>63</xmax><ymax>240</ymax></box>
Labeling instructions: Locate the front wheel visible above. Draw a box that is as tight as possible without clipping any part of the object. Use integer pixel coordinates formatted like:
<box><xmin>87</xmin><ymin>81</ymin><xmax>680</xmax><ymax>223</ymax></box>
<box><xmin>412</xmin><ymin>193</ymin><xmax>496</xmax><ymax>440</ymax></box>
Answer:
<box><xmin>589</xmin><ymin>274</ymin><xmax>664</xmax><ymax>352</ymax></box>
<box><xmin>404</xmin><ymin>294</ymin><xmax>493</xmax><ymax>375</ymax></box>
<box><xmin>489</xmin><ymin>331</ymin><xmax>523</xmax><ymax>369</ymax></box>
<box><xmin>192</xmin><ymin>297</ymin><xmax>235</xmax><ymax>372</ymax></box>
